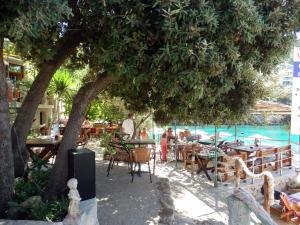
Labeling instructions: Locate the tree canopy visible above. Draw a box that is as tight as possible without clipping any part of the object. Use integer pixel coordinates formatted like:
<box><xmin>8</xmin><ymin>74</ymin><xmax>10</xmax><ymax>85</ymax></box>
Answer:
<box><xmin>63</xmin><ymin>0</ymin><xmax>300</xmax><ymax>125</ymax></box>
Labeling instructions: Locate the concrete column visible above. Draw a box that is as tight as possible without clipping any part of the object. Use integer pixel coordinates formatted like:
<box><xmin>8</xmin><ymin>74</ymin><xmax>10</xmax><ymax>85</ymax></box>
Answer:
<box><xmin>227</xmin><ymin>195</ymin><xmax>250</xmax><ymax>225</ymax></box>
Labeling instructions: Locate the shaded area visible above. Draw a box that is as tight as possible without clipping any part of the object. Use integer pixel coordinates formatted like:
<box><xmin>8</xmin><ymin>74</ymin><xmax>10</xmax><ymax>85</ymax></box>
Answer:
<box><xmin>96</xmin><ymin>160</ymin><xmax>160</xmax><ymax>225</ymax></box>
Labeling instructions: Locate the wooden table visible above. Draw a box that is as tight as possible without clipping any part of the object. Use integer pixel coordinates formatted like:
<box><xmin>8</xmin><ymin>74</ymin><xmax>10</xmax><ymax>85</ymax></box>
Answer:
<box><xmin>231</xmin><ymin>145</ymin><xmax>275</xmax><ymax>176</ymax></box>
<box><xmin>107</xmin><ymin>139</ymin><xmax>156</xmax><ymax>176</ymax></box>
<box><xmin>26</xmin><ymin>137</ymin><xmax>61</xmax><ymax>161</ymax></box>
<box><xmin>196</xmin><ymin>152</ymin><xmax>222</xmax><ymax>181</ymax></box>
<box><xmin>231</xmin><ymin>145</ymin><xmax>274</xmax><ymax>155</ymax></box>
<box><xmin>231</xmin><ymin>144</ymin><xmax>275</xmax><ymax>161</ymax></box>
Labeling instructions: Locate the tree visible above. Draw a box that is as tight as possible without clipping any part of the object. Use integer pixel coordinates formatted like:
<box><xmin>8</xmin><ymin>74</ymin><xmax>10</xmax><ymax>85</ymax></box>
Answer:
<box><xmin>46</xmin><ymin>72</ymin><xmax>112</xmax><ymax>199</ymax></box>
<box><xmin>0</xmin><ymin>0</ymin><xmax>72</xmax><ymax>213</ymax></box>
<box><xmin>104</xmin><ymin>0</ymin><xmax>300</xmax><ymax>125</ymax></box>
<box><xmin>0</xmin><ymin>37</ymin><xmax>14</xmax><ymax>216</ymax></box>
<box><xmin>8</xmin><ymin>1</ymin><xmax>79</xmax><ymax>176</ymax></box>
<box><xmin>86</xmin><ymin>93</ymin><xmax>128</xmax><ymax>122</ymax></box>
<box><xmin>0</xmin><ymin>0</ymin><xmax>299</xmax><ymax>200</ymax></box>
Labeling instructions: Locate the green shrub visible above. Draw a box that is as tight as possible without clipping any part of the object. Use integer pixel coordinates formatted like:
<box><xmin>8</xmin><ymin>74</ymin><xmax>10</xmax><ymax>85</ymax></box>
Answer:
<box><xmin>14</xmin><ymin>156</ymin><xmax>52</xmax><ymax>203</ymax></box>
<box><xmin>12</xmin><ymin>156</ymin><xmax>69</xmax><ymax>221</ymax></box>
<box><xmin>28</xmin><ymin>198</ymin><xmax>69</xmax><ymax>222</ymax></box>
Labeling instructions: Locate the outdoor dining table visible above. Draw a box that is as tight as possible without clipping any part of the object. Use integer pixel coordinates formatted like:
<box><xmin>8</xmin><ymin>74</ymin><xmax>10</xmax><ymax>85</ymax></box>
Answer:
<box><xmin>231</xmin><ymin>145</ymin><xmax>274</xmax><ymax>158</ymax></box>
<box><xmin>196</xmin><ymin>152</ymin><xmax>222</xmax><ymax>181</ymax></box>
<box><xmin>112</xmin><ymin>139</ymin><xmax>156</xmax><ymax>175</ymax></box>
<box><xmin>26</xmin><ymin>137</ymin><xmax>61</xmax><ymax>161</ymax></box>
<box><xmin>231</xmin><ymin>145</ymin><xmax>275</xmax><ymax>178</ymax></box>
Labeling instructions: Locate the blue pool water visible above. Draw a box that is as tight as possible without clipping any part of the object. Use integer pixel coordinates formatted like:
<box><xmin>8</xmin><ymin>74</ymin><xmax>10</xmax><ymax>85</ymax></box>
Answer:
<box><xmin>152</xmin><ymin>125</ymin><xmax>300</xmax><ymax>152</ymax></box>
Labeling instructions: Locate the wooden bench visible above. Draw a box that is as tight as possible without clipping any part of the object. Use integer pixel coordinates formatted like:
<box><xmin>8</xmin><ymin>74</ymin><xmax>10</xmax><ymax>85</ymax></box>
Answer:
<box><xmin>277</xmin><ymin>145</ymin><xmax>292</xmax><ymax>168</ymax></box>
<box><xmin>217</xmin><ymin>151</ymin><xmax>247</xmax><ymax>182</ymax></box>
<box><xmin>256</xmin><ymin>148</ymin><xmax>278</xmax><ymax>173</ymax></box>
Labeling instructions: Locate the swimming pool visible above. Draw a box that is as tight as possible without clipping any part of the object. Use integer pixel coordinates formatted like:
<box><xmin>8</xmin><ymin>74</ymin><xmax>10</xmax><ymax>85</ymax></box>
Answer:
<box><xmin>153</xmin><ymin>125</ymin><xmax>299</xmax><ymax>152</ymax></box>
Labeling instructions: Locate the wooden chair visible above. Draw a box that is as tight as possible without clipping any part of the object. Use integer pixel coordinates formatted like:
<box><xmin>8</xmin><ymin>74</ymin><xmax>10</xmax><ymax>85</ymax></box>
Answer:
<box><xmin>88</xmin><ymin>127</ymin><xmax>100</xmax><ymax>140</ymax></box>
<box><xmin>132</xmin><ymin>148</ymin><xmax>152</xmax><ymax>183</ymax></box>
<box><xmin>106</xmin><ymin>140</ymin><xmax>131</xmax><ymax>176</ymax></box>
<box><xmin>182</xmin><ymin>144</ymin><xmax>202</xmax><ymax>174</ymax></box>
<box><xmin>217</xmin><ymin>151</ymin><xmax>247</xmax><ymax>182</ymax></box>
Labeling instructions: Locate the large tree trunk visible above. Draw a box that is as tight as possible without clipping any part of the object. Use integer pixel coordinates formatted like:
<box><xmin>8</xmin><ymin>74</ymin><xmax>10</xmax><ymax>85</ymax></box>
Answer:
<box><xmin>0</xmin><ymin>37</ymin><xmax>14</xmax><ymax>216</ymax></box>
<box><xmin>11</xmin><ymin>32</ymin><xmax>81</xmax><ymax>177</ymax></box>
<box><xmin>45</xmin><ymin>74</ymin><xmax>112</xmax><ymax>199</ymax></box>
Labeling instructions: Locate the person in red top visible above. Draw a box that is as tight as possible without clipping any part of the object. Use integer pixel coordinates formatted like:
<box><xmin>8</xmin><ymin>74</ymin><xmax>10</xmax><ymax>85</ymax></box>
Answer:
<box><xmin>160</xmin><ymin>133</ymin><xmax>168</xmax><ymax>161</ymax></box>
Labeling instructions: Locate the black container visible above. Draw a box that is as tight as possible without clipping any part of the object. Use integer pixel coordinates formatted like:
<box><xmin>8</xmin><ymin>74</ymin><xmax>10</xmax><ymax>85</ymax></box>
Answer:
<box><xmin>68</xmin><ymin>148</ymin><xmax>96</xmax><ymax>200</ymax></box>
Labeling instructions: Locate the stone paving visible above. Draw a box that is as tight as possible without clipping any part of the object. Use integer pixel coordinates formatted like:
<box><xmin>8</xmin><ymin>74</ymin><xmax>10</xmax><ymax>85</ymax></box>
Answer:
<box><xmin>89</xmin><ymin>141</ymin><xmax>297</xmax><ymax>225</ymax></box>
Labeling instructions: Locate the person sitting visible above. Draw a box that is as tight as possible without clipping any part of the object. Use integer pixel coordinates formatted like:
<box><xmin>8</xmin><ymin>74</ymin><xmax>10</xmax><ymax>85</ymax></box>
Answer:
<box><xmin>183</xmin><ymin>128</ymin><xmax>192</xmax><ymax>139</ymax></box>
<box><xmin>178</xmin><ymin>132</ymin><xmax>185</xmax><ymax>142</ymax></box>
<box><xmin>177</xmin><ymin>132</ymin><xmax>185</xmax><ymax>160</ymax></box>
<box><xmin>166</xmin><ymin>127</ymin><xmax>175</xmax><ymax>146</ymax></box>
<box><xmin>160</xmin><ymin>133</ymin><xmax>168</xmax><ymax>161</ymax></box>
<box><xmin>140</xmin><ymin>128</ymin><xmax>149</xmax><ymax>140</ymax></box>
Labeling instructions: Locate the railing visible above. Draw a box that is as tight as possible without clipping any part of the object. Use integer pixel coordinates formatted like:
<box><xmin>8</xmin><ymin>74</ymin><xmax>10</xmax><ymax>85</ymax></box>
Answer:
<box><xmin>217</xmin><ymin>146</ymin><xmax>292</xmax><ymax>184</ymax></box>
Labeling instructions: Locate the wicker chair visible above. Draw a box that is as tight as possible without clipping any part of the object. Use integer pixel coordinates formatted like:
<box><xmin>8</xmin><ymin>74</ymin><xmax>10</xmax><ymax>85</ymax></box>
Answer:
<box><xmin>132</xmin><ymin>148</ymin><xmax>152</xmax><ymax>183</ymax></box>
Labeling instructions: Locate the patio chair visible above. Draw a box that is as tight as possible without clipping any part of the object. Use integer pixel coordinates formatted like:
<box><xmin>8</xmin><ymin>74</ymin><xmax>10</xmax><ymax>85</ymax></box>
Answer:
<box><xmin>106</xmin><ymin>140</ymin><xmax>131</xmax><ymax>176</ymax></box>
<box><xmin>131</xmin><ymin>147</ymin><xmax>152</xmax><ymax>183</ymax></box>
<box><xmin>280</xmin><ymin>192</ymin><xmax>300</xmax><ymax>222</ymax></box>
<box><xmin>88</xmin><ymin>127</ymin><xmax>100</xmax><ymax>140</ymax></box>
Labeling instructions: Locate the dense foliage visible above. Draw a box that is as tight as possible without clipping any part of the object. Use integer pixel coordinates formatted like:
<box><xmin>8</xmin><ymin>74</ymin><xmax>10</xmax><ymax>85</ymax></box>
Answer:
<box><xmin>4</xmin><ymin>0</ymin><xmax>300</xmax><ymax>125</ymax></box>
<box><xmin>10</xmin><ymin>157</ymin><xmax>68</xmax><ymax>221</ymax></box>
<box><xmin>0</xmin><ymin>0</ymin><xmax>72</xmax><ymax>63</ymax></box>
<box><xmin>86</xmin><ymin>93</ymin><xmax>128</xmax><ymax>122</ymax></box>
<box><xmin>100</xmin><ymin>0</ymin><xmax>300</xmax><ymax>125</ymax></box>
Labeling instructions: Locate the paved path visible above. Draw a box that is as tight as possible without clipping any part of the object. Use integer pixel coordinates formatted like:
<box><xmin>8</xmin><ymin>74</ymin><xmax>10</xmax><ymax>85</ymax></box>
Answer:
<box><xmin>96</xmin><ymin>159</ymin><xmax>160</xmax><ymax>225</ymax></box>
<box><xmin>95</xmin><ymin>149</ymin><xmax>229</xmax><ymax>225</ymax></box>
<box><xmin>89</xmin><ymin>141</ymin><xmax>295</xmax><ymax>225</ymax></box>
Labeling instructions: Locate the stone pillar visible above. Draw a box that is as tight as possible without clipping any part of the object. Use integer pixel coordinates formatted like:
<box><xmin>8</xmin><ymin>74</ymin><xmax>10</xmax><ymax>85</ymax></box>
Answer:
<box><xmin>227</xmin><ymin>195</ymin><xmax>250</xmax><ymax>225</ymax></box>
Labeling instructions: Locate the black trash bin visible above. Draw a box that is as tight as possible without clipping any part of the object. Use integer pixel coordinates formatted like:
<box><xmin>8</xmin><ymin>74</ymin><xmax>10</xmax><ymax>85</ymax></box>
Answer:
<box><xmin>69</xmin><ymin>148</ymin><xmax>95</xmax><ymax>200</ymax></box>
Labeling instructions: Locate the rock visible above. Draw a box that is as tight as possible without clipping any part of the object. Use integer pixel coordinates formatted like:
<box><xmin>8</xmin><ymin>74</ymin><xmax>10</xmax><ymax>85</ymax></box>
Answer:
<box><xmin>158</xmin><ymin>178</ymin><xmax>174</xmax><ymax>225</ymax></box>
<box><xmin>160</xmin><ymin>196</ymin><xmax>174</xmax><ymax>210</ymax></box>
<box><xmin>7</xmin><ymin>204</ymin><xmax>28</xmax><ymax>219</ymax></box>
<box><xmin>195</xmin><ymin>220</ymin><xmax>225</xmax><ymax>225</ymax></box>
<box><xmin>21</xmin><ymin>196</ymin><xmax>42</xmax><ymax>209</ymax></box>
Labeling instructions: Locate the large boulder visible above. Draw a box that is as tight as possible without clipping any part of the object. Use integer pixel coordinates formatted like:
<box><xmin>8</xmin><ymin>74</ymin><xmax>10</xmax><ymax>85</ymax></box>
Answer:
<box><xmin>21</xmin><ymin>196</ymin><xmax>42</xmax><ymax>209</ymax></box>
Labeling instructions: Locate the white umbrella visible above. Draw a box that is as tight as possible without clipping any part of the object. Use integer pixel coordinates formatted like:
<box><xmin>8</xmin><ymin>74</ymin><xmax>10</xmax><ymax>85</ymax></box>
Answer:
<box><xmin>246</xmin><ymin>134</ymin><xmax>272</xmax><ymax>145</ymax></box>
<box><xmin>219</xmin><ymin>131</ymin><xmax>232</xmax><ymax>138</ymax></box>
<box><xmin>246</xmin><ymin>134</ymin><xmax>272</xmax><ymax>140</ymax></box>
<box><xmin>200</xmin><ymin>134</ymin><xmax>211</xmax><ymax>140</ymax></box>
<box><xmin>195</xmin><ymin>130</ymin><xmax>208</xmax><ymax>135</ymax></box>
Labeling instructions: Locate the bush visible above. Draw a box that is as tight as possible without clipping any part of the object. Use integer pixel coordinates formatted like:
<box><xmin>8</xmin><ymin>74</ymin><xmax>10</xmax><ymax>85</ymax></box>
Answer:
<box><xmin>11</xmin><ymin>156</ymin><xmax>69</xmax><ymax>222</ymax></box>
<box><xmin>28</xmin><ymin>198</ymin><xmax>69</xmax><ymax>222</ymax></box>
